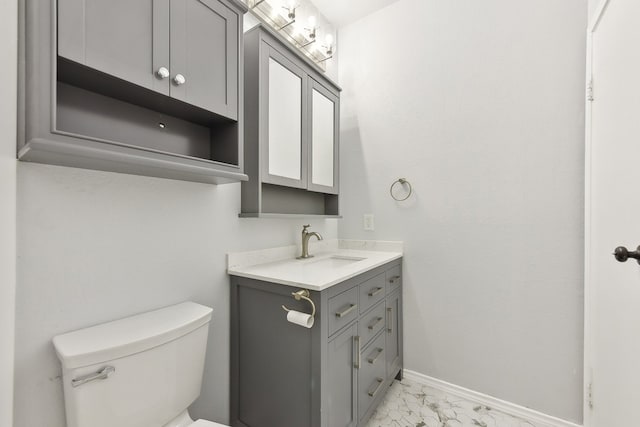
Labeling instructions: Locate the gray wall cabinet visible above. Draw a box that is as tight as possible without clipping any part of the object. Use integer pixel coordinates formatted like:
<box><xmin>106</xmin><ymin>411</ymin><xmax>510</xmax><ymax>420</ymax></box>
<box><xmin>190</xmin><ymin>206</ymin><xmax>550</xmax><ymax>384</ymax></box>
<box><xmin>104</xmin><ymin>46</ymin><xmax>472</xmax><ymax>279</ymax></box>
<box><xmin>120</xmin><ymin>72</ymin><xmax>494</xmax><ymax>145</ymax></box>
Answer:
<box><xmin>19</xmin><ymin>0</ymin><xmax>249</xmax><ymax>185</ymax></box>
<box><xmin>241</xmin><ymin>25</ymin><xmax>341</xmax><ymax>217</ymax></box>
<box><xmin>230</xmin><ymin>259</ymin><xmax>403</xmax><ymax>427</ymax></box>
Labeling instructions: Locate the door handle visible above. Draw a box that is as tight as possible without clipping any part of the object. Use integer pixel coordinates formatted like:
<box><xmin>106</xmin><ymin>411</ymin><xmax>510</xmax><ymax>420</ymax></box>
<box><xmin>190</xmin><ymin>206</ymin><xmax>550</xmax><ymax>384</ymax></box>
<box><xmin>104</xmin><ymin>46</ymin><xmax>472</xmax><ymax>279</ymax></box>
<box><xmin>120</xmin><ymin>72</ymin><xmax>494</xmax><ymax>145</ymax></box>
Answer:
<box><xmin>614</xmin><ymin>246</ymin><xmax>640</xmax><ymax>264</ymax></box>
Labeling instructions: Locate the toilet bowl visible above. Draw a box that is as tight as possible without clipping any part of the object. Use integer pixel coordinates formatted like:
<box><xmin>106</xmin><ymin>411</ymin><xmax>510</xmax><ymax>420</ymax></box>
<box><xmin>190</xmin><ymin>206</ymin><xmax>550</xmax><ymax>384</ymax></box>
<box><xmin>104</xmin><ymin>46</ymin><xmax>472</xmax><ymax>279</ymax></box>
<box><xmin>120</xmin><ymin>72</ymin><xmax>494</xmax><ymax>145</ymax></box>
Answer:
<box><xmin>53</xmin><ymin>302</ymin><xmax>229</xmax><ymax>427</ymax></box>
<box><xmin>191</xmin><ymin>421</ymin><xmax>227</xmax><ymax>427</ymax></box>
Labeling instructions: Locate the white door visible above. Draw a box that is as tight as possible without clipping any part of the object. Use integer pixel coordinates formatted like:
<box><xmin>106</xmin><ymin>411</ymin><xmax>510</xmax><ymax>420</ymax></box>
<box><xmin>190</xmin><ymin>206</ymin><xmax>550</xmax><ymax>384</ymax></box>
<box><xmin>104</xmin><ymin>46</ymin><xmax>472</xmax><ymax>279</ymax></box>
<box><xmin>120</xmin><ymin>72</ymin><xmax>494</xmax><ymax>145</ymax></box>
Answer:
<box><xmin>586</xmin><ymin>0</ymin><xmax>640</xmax><ymax>426</ymax></box>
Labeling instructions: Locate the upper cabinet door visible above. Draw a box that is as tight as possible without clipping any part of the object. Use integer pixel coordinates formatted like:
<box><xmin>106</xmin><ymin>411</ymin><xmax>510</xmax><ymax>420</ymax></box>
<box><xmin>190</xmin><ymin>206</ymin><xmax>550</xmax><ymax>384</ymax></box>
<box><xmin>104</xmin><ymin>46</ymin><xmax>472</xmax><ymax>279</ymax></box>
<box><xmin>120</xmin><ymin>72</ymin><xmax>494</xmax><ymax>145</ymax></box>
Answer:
<box><xmin>261</xmin><ymin>44</ymin><xmax>308</xmax><ymax>189</ymax></box>
<box><xmin>308</xmin><ymin>79</ymin><xmax>339</xmax><ymax>194</ymax></box>
<box><xmin>169</xmin><ymin>0</ymin><xmax>239</xmax><ymax>120</ymax></box>
<box><xmin>57</xmin><ymin>0</ymin><xmax>171</xmax><ymax>95</ymax></box>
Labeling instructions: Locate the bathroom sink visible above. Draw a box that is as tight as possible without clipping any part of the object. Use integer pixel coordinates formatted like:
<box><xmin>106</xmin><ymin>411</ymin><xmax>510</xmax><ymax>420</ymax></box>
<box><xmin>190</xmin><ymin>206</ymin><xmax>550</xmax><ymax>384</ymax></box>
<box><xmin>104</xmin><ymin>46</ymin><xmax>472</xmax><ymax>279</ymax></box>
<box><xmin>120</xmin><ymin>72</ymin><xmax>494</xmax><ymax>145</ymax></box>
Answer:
<box><xmin>305</xmin><ymin>255</ymin><xmax>366</xmax><ymax>268</ymax></box>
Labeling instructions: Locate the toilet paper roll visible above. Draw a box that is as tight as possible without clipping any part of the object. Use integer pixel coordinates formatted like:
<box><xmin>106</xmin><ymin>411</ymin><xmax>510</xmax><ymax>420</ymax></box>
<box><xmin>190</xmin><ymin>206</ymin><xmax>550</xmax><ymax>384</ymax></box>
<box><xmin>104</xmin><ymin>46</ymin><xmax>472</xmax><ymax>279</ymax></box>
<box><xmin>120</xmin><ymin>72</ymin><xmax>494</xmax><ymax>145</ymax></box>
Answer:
<box><xmin>286</xmin><ymin>310</ymin><xmax>314</xmax><ymax>328</ymax></box>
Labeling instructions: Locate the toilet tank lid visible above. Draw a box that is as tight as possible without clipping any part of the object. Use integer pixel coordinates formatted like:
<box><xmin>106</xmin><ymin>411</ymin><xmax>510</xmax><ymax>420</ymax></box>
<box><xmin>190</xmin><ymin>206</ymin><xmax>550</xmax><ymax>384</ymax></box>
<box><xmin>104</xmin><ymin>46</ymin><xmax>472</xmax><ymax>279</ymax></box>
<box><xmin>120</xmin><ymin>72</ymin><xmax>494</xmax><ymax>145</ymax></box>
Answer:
<box><xmin>52</xmin><ymin>302</ymin><xmax>213</xmax><ymax>370</ymax></box>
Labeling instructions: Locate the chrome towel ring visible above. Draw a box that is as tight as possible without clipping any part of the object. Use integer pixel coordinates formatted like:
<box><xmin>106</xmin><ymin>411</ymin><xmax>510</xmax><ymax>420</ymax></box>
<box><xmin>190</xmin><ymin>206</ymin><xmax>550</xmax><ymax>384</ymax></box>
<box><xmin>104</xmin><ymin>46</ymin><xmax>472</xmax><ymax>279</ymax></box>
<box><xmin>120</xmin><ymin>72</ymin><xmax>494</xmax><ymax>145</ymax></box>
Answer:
<box><xmin>390</xmin><ymin>178</ymin><xmax>412</xmax><ymax>201</ymax></box>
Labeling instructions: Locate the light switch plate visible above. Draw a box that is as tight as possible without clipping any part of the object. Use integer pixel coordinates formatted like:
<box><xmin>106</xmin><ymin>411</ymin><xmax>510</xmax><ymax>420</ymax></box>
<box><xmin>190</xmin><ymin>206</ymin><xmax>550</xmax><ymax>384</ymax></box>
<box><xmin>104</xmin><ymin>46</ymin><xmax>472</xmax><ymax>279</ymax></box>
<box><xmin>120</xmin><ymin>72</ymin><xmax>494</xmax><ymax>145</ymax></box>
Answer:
<box><xmin>363</xmin><ymin>214</ymin><xmax>375</xmax><ymax>231</ymax></box>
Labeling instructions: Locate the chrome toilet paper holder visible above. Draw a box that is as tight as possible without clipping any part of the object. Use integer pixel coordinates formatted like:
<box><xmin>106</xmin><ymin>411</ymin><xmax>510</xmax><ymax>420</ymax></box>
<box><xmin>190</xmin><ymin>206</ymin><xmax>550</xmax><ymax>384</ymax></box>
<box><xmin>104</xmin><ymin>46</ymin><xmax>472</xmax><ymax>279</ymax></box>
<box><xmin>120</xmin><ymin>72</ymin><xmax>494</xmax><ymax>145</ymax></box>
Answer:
<box><xmin>282</xmin><ymin>289</ymin><xmax>316</xmax><ymax>318</ymax></box>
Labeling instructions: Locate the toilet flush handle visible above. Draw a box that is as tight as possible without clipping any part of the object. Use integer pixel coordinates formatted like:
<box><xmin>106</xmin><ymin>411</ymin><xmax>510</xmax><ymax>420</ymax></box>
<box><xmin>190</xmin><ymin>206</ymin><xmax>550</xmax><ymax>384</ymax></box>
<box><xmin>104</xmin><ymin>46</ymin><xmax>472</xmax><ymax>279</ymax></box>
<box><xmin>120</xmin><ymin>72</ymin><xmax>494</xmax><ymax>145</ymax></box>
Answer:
<box><xmin>71</xmin><ymin>365</ymin><xmax>115</xmax><ymax>388</ymax></box>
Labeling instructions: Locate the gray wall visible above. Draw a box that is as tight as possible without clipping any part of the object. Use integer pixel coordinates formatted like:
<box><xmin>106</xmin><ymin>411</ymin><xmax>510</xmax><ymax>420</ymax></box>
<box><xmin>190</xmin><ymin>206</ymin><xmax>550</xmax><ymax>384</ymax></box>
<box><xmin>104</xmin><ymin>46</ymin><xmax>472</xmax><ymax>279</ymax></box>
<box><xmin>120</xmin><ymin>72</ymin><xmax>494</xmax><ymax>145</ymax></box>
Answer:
<box><xmin>337</xmin><ymin>0</ymin><xmax>586</xmax><ymax>422</ymax></box>
<box><xmin>0</xmin><ymin>1</ymin><xmax>17</xmax><ymax>426</ymax></box>
<box><xmin>14</xmin><ymin>163</ymin><xmax>338</xmax><ymax>427</ymax></box>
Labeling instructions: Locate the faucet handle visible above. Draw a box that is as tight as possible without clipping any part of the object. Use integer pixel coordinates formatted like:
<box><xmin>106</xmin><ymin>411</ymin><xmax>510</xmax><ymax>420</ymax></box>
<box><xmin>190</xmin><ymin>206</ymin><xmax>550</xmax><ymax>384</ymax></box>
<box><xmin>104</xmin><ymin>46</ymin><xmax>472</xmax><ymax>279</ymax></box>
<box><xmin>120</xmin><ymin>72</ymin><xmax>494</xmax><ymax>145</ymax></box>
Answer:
<box><xmin>302</xmin><ymin>224</ymin><xmax>311</xmax><ymax>232</ymax></box>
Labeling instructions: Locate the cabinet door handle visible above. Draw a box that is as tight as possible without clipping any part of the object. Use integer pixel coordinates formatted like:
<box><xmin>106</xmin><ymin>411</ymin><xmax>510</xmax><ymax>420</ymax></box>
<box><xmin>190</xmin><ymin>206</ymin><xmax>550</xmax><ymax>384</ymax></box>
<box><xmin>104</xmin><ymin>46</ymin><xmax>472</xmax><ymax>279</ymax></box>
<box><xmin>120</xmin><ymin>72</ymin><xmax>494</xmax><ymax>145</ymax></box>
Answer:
<box><xmin>354</xmin><ymin>335</ymin><xmax>361</xmax><ymax>369</ymax></box>
<box><xmin>336</xmin><ymin>303</ymin><xmax>357</xmax><ymax>318</ymax></box>
<box><xmin>173</xmin><ymin>73</ymin><xmax>186</xmax><ymax>85</ymax></box>
<box><xmin>155</xmin><ymin>67</ymin><xmax>170</xmax><ymax>79</ymax></box>
<box><xmin>387</xmin><ymin>307</ymin><xmax>393</xmax><ymax>333</ymax></box>
<box><xmin>388</xmin><ymin>275</ymin><xmax>401</xmax><ymax>284</ymax></box>
<box><xmin>367</xmin><ymin>377</ymin><xmax>384</xmax><ymax>397</ymax></box>
<box><xmin>368</xmin><ymin>287</ymin><xmax>384</xmax><ymax>297</ymax></box>
<box><xmin>367</xmin><ymin>347</ymin><xmax>384</xmax><ymax>365</ymax></box>
<box><xmin>368</xmin><ymin>316</ymin><xmax>383</xmax><ymax>330</ymax></box>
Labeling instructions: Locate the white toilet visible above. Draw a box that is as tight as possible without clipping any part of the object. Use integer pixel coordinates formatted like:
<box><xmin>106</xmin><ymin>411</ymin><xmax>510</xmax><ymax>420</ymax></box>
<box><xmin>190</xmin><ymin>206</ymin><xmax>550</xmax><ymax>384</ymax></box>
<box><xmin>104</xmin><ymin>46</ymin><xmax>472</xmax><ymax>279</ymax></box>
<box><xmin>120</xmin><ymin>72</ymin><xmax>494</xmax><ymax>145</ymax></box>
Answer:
<box><xmin>52</xmin><ymin>302</ymin><xmax>228</xmax><ymax>427</ymax></box>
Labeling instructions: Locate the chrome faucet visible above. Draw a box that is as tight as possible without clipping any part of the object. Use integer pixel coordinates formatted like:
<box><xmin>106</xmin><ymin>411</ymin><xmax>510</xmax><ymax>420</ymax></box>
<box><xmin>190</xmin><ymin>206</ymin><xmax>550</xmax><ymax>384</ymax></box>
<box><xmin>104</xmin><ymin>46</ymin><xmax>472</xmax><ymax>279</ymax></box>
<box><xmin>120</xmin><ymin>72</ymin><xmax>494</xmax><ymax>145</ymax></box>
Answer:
<box><xmin>298</xmin><ymin>225</ymin><xmax>323</xmax><ymax>259</ymax></box>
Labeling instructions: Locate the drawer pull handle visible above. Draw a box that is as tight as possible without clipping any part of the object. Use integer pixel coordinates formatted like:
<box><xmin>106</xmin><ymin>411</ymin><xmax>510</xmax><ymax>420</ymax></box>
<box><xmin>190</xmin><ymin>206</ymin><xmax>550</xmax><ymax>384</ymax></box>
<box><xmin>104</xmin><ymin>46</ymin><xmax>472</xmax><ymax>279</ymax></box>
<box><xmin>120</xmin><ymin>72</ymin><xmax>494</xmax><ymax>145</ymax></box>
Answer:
<box><xmin>387</xmin><ymin>307</ymin><xmax>393</xmax><ymax>333</ymax></box>
<box><xmin>336</xmin><ymin>304</ymin><xmax>357</xmax><ymax>318</ymax></box>
<box><xmin>368</xmin><ymin>316</ymin><xmax>383</xmax><ymax>330</ymax></box>
<box><xmin>354</xmin><ymin>335</ymin><xmax>361</xmax><ymax>369</ymax></box>
<box><xmin>367</xmin><ymin>377</ymin><xmax>384</xmax><ymax>397</ymax></box>
<box><xmin>368</xmin><ymin>287</ymin><xmax>384</xmax><ymax>297</ymax></box>
<box><xmin>388</xmin><ymin>275</ymin><xmax>401</xmax><ymax>284</ymax></box>
<box><xmin>367</xmin><ymin>347</ymin><xmax>384</xmax><ymax>365</ymax></box>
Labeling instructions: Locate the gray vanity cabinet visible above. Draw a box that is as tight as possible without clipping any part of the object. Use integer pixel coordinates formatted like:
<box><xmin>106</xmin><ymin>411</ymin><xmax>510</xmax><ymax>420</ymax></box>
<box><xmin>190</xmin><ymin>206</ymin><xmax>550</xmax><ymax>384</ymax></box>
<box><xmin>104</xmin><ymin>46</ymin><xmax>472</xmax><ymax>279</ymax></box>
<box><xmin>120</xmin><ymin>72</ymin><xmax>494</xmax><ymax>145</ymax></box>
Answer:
<box><xmin>230</xmin><ymin>259</ymin><xmax>403</xmax><ymax>427</ymax></box>
<box><xmin>19</xmin><ymin>0</ymin><xmax>248</xmax><ymax>185</ymax></box>
<box><xmin>386</xmin><ymin>290</ymin><xmax>402</xmax><ymax>380</ymax></box>
<box><xmin>241</xmin><ymin>24</ymin><xmax>341</xmax><ymax>217</ymax></box>
<box><xmin>57</xmin><ymin>0</ymin><xmax>239</xmax><ymax>120</ymax></box>
<box><xmin>327</xmin><ymin>323</ymin><xmax>358</xmax><ymax>427</ymax></box>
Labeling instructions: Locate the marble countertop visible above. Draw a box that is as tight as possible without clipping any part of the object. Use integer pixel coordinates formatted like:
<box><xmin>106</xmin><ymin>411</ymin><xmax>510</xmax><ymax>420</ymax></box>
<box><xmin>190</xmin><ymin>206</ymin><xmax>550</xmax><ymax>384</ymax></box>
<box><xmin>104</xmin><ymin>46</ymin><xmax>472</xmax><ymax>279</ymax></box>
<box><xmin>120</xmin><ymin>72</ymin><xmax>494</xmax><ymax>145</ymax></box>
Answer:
<box><xmin>227</xmin><ymin>240</ymin><xmax>403</xmax><ymax>291</ymax></box>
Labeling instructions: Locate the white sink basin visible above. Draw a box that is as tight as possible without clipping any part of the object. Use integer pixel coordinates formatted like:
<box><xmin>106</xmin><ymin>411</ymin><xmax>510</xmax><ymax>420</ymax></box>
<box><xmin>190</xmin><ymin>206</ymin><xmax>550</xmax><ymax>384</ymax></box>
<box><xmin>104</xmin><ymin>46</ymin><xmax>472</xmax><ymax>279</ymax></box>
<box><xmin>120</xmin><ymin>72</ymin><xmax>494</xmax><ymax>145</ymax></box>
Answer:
<box><xmin>305</xmin><ymin>255</ymin><xmax>366</xmax><ymax>268</ymax></box>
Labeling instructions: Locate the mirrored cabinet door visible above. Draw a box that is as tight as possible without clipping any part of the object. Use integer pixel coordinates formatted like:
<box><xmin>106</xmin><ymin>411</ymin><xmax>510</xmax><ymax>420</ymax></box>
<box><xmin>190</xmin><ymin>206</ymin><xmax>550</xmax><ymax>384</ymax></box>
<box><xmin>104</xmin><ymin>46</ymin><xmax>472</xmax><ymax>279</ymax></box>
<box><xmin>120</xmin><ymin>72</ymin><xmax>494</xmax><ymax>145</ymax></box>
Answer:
<box><xmin>308</xmin><ymin>79</ymin><xmax>339</xmax><ymax>194</ymax></box>
<box><xmin>261</xmin><ymin>45</ymin><xmax>308</xmax><ymax>189</ymax></box>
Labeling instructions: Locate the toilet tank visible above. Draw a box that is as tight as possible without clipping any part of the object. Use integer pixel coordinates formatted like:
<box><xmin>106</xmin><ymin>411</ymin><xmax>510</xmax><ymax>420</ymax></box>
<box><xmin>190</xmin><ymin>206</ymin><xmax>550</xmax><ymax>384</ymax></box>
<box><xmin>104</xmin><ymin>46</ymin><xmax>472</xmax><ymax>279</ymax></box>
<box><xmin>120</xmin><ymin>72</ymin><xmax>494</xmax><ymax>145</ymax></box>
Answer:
<box><xmin>53</xmin><ymin>302</ymin><xmax>213</xmax><ymax>427</ymax></box>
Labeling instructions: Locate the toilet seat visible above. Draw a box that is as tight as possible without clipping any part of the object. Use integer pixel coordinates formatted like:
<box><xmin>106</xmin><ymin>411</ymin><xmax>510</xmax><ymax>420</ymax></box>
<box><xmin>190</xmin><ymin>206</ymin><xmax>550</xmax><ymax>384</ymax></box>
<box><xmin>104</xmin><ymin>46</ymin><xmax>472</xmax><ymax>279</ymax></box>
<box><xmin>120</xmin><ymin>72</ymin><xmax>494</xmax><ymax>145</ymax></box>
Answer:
<box><xmin>190</xmin><ymin>420</ymin><xmax>229</xmax><ymax>427</ymax></box>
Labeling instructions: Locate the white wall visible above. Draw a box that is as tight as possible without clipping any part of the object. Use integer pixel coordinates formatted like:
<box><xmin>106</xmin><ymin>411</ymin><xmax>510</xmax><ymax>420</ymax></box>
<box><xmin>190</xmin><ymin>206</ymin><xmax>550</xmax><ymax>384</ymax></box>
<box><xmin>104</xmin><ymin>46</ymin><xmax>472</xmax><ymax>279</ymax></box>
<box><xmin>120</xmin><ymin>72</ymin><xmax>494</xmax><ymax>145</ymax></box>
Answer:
<box><xmin>338</xmin><ymin>0</ymin><xmax>586</xmax><ymax>422</ymax></box>
<box><xmin>588</xmin><ymin>0</ymin><xmax>601</xmax><ymax>22</ymax></box>
<box><xmin>0</xmin><ymin>0</ymin><xmax>17</xmax><ymax>426</ymax></box>
<box><xmin>14</xmin><ymin>166</ymin><xmax>337</xmax><ymax>427</ymax></box>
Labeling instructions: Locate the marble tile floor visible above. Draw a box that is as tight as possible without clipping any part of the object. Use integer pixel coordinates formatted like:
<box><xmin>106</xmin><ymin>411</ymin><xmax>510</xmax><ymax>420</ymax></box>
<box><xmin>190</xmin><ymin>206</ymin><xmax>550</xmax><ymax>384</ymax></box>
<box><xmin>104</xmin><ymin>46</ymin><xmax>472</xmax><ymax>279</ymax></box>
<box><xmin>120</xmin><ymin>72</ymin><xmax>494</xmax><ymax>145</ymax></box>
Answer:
<box><xmin>365</xmin><ymin>377</ymin><xmax>551</xmax><ymax>427</ymax></box>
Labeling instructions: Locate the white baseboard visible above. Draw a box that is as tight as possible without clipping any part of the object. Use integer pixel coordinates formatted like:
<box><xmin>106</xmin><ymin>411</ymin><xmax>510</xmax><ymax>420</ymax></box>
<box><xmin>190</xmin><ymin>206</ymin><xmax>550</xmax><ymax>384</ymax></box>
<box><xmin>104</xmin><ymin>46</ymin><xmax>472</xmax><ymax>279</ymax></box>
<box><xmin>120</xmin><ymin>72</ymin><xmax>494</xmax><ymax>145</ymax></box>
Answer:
<box><xmin>403</xmin><ymin>370</ymin><xmax>582</xmax><ymax>427</ymax></box>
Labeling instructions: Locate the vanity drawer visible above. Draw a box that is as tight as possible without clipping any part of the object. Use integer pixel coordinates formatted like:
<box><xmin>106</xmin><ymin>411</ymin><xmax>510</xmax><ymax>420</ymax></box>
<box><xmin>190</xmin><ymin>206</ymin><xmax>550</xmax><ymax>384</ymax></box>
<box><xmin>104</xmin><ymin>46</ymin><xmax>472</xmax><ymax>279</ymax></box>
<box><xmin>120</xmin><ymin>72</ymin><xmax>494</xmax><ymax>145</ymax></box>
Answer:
<box><xmin>386</xmin><ymin>266</ymin><xmax>402</xmax><ymax>294</ymax></box>
<box><xmin>358</xmin><ymin>273</ymin><xmax>386</xmax><ymax>314</ymax></box>
<box><xmin>328</xmin><ymin>286</ymin><xmax>359</xmax><ymax>336</ymax></box>
<box><xmin>358</xmin><ymin>331</ymin><xmax>387</xmax><ymax>420</ymax></box>
<box><xmin>358</xmin><ymin>300</ymin><xmax>386</xmax><ymax>346</ymax></box>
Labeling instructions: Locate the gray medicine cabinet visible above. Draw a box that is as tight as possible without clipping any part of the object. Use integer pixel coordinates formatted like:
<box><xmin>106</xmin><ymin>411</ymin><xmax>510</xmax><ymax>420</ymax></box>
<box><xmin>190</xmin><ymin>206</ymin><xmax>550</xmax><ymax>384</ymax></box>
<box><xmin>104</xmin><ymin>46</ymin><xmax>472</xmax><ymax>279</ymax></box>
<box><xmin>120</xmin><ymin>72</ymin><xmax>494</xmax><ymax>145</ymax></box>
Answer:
<box><xmin>241</xmin><ymin>25</ymin><xmax>341</xmax><ymax>218</ymax></box>
<box><xmin>18</xmin><ymin>0</ymin><xmax>249</xmax><ymax>184</ymax></box>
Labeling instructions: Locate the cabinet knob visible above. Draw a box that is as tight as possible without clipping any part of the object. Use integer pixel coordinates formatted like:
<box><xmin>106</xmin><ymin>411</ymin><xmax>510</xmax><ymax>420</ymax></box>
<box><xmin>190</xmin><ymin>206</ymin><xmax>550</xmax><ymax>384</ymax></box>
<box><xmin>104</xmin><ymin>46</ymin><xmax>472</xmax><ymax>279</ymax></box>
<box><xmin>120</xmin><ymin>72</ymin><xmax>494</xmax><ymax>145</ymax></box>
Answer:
<box><xmin>155</xmin><ymin>67</ymin><xmax>170</xmax><ymax>79</ymax></box>
<box><xmin>173</xmin><ymin>74</ymin><xmax>186</xmax><ymax>86</ymax></box>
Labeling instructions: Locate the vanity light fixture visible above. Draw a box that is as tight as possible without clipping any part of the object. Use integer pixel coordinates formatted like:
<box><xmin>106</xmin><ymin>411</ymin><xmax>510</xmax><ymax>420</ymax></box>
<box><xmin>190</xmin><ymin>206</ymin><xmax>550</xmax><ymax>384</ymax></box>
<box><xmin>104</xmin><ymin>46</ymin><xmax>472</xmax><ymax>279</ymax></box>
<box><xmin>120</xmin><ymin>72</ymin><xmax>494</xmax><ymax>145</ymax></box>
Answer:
<box><xmin>316</xmin><ymin>33</ymin><xmax>334</xmax><ymax>62</ymax></box>
<box><xmin>277</xmin><ymin>0</ymin><xmax>296</xmax><ymax>30</ymax></box>
<box><xmin>300</xmin><ymin>15</ymin><xmax>317</xmax><ymax>47</ymax></box>
<box><xmin>247</xmin><ymin>0</ymin><xmax>335</xmax><ymax>69</ymax></box>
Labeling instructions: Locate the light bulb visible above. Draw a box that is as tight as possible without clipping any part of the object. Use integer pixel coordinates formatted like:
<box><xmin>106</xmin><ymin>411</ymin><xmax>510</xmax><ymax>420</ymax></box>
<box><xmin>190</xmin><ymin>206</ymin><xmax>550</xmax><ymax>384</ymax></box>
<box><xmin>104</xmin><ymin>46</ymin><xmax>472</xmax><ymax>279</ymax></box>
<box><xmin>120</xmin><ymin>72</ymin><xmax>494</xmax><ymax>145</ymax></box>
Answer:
<box><xmin>270</xmin><ymin>1</ymin><xmax>281</xmax><ymax>18</ymax></box>
<box><xmin>325</xmin><ymin>33</ymin><xmax>334</xmax><ymax>46</ymax></box>
<box><xmin>287</xmin><ymin>0</ymin><xmax>295</xmax><ymax>9</ymax></box>
<box><xmin>308</xmin><ymin>15</ymin><xmax>317</xmax><ymax>28</ymax></box>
